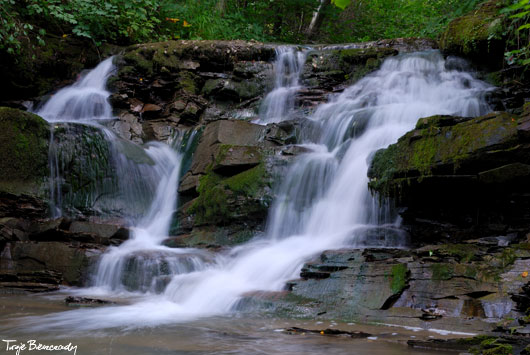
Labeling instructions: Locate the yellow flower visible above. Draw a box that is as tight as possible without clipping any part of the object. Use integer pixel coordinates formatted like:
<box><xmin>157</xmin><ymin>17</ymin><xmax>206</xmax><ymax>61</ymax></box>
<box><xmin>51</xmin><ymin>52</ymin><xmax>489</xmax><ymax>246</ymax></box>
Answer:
<box><xmin>523</xmin><ymin>271</ymin><xmax>528</xmax><ymax>278</ymax></box>
<box><xmin>320</xmin><ymin>331</ymin><xmax>324</xmax><ymax>335</ymax></box>
<box><xmin>183</xmin><ymin>20</ymin><xmax>192</xmax><ymax>27</ymax></box>
<box><xmin>62</xmin><ymin>34</ymin><xmax>68</xmax><ymax>38</ymax></box>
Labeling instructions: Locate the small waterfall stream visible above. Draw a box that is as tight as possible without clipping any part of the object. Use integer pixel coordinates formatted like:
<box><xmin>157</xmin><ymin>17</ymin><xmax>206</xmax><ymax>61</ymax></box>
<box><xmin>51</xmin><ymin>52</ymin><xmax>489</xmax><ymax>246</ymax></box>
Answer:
<box><xmin>20</xmin><ymin>50</ymin><xmax>493</xmax><ymax>331</ymax></box>
<box><xmin>256</xmin><ymin>46</ymin><xmax>307</xmax><ymax>124</ymax></box>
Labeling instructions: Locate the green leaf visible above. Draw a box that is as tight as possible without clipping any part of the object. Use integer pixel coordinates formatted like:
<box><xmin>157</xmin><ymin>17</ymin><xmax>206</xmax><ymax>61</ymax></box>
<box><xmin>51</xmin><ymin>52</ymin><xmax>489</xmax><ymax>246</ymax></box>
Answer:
<box><xmin>331</xmin><ymin>0</ymin><xmax>351</xmax><ymax>10</ymax></box>
<box><xmin>511</xmin><ymin>10</ymin><xmax>530</xmax><ymax>18</ymax></box>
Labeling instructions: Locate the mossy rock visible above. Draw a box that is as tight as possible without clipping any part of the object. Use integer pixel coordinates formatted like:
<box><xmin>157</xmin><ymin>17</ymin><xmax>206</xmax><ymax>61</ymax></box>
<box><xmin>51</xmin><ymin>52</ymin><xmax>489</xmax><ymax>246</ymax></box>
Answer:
<box><xmin>439</xmin><ymin>0</ymin><xmax>506</xmax><ymax>67</ymax></box>
<box><xmin>0</xmin><ymin>107</ymin><xmax>50</xmax><ymax>196</ymax></box>
<box><xmin>368</xmin><ymin>112</ymin><xmax>519</xmax><ymax>196</ymax></box>
<box><xmin>188</xmin><ymin>163</ymin><xmax>270</xmax><ymax>226</ymax></box>
<box><xmin>123</xmin><ymin>40</ymin><xmax>275</xmax><ymax>76</ymax></box>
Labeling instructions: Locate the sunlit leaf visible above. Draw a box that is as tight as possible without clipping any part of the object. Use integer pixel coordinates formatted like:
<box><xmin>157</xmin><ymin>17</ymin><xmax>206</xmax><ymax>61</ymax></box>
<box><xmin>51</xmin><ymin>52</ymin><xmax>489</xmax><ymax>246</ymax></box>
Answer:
<box><xmin>331</xmin><ymin>0</ymin><xmax>351</xmax><ymax>10</ymax></box>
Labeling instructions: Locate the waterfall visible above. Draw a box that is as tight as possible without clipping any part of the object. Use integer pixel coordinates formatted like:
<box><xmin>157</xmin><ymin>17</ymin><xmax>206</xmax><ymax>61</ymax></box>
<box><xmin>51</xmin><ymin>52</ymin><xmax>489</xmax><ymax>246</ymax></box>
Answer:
<box><xmin>37</xmin><ymin>57</ymin><xmax>115</xmax><ymax>122</ymax></box>
<box><xmin>33</xmin><ymin>58</ymin><xmax>212</xmax><ymax>294</ymax></box>
<box><xmin>37</xmin><ymin>58</ymin><xmax>176</xmax><ymax>219</ymax></box>
<box><xmin>256</xmin><ymin>46</ymin><xmax>307</xmax><ymax>124</ymax></box>
<box><xmin>21</xmin><ymin>50</ymin><xmax>493</xmax><ymax>331</ymax></box>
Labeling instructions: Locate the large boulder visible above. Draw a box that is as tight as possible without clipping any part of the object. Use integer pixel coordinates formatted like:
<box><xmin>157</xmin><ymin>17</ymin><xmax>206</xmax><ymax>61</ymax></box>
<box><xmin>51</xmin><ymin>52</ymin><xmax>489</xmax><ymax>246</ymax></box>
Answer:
<box><xmin>368</xmin><ymin>110</ymin><xmax>530</xmax><ymax>242</ymax></box>
<box><xmin>175</xmin><ymin>119</ymin><xmax>298</xmax><ymax>247</ymax></box>
<box><xmin>439</xmin><ymin>0</ymin><xmax>506</xmax><ymax>68</ymax></box>
<box><xmin>0</xmin><ymin>241</ymin><xmax>102</xmax><ymax>291</ymax></box>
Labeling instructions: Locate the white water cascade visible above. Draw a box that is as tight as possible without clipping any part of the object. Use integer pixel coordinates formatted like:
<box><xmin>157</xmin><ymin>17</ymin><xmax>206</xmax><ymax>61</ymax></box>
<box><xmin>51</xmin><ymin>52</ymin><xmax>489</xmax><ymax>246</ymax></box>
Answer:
<box><xmin>256</xmin><ymin>46</ymin><xmax>307</xmax><ymax>124</ymax></box>
<box><xmin>19</xmin><ymin>50</ymin><xmax>493</xmax><ymax>331</ymax></box>
<box><xmin>33</xmin><ymin>58</ymin><xmax>211</xmax><ymax>294</ymax></box>
<box><xmin>37</xmin><ymin>57</ymin><xmax>115</xmax><ymax>122</ymax></box>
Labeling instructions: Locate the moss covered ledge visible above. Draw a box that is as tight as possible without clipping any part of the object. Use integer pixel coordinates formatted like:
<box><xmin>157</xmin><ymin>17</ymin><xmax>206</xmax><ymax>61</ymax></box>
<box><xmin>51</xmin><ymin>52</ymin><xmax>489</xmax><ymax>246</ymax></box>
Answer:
<box><xmin>367</xmin><ymin>111</ymin><xmax>522</xmax><ymax>197</ymax></box>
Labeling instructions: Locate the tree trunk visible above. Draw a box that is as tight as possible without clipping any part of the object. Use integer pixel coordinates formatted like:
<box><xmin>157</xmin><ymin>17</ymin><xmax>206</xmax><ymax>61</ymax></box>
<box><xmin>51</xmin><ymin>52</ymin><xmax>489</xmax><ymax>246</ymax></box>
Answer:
<box><xmin>306</xmin><ymin>0</ymin><xmax>331</xmax><ymax>39</ymax></box>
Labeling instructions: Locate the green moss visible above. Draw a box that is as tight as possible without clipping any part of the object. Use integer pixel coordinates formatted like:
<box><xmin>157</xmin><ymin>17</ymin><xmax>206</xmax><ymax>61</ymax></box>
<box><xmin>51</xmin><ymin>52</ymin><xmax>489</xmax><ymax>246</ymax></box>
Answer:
<box><xmin>0</xmin><ymin>107</ymin><xmax>50</xmax><ymax>195</ymax></box>
<box><xmin>202</xmin><ymin>79</ymin><xmax>224</xmax><ymax>96</ymax></box>
<box><xmin>189</xmin><ymin>162</ymin><xmax>269</xmax><ymax>226</ymax></box>
<box><xmin>499</xmin><ymin>248</ymin><xmax>517</xmax><ymax>269</ymax></box>
<box><xmin>480</xmin><ymin>343</ymin><xmax>513</xmax><ymax>355</ymax></box>
<box><xmin>457</xmin><ymin>335</ymin><xmax>496</xmax><ymax>346</ymax></box>
<box><xmin>215</xmin><ymin>144</ymin><xmax>235</xmax><ymax>165</ymax></box>
<box><xmin>224</xmin><ymin>163</ymin><xmax>267</xmax><ymax>196</ymax></box>
<box><xmin>441</xmin><ymin>244</ymin><xmax>477</xmax><ymax>263</ymax></box>
<box><xmin>178</xmin><ymin>71</ymin><xmax>198</xmax><ymax>94</ymax></box>
<box><xmin>390</xmin><ymin>263</ymin><xmax>408</xmax><ymax>293</ymax></box>
<box><xmin>440</xmin><ymin>0</ymin><xmax>505</xmax><ymax>56</ymax></box>
<box><xmin>431</xmin><ymin>264</ymin><xmax>454</xmax><ymax>280</ymax></box>
<box><xmin>123</xmin><ymin>49</ymin><xmax>154</xmax><ymax>74</ymax></box>
<box><xmin>369</xmin><ymin>112</ymin><xmax>518</xmax><ymax>196</ymax></box>
<box><xmin>189</xmin><ymin>169</ymin><xmax>229</xmax><ymax>225</ymax></box>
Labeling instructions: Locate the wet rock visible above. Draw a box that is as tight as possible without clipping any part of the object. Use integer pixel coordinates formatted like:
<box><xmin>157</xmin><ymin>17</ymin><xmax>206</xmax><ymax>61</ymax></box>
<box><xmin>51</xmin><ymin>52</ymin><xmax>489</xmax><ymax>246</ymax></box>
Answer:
<box><xmin>284</xmin><ymin>327</ymin><xmax>371</xmax><ymax>338</ymax></box>
<box><xmin>65</xmin><ymin>296</ymin><xmax>114</xmax><ymax>306</ymax></box>
<box><xmin>258</xmin><ymin>243</ymin><xmax>530</xmax><ymax>334</ymax></box>
<box><xmin>301</xmin><ymin>47</ymin><xmax>398</xmax><ymax>105</ymax></box>
<box><xmin>0</xmin><ymin>241</ymin><xmax>102</xmax><ymax>290</ymax></box>
<box><xmin>0</xmin><ymin>270</ymin><xmax>62</xmax><ymax>292</ymax></box>
<box><xmin>368</xmin><ymin>111</ymin><xmax>530</xmax><ymax>242</ymax></box>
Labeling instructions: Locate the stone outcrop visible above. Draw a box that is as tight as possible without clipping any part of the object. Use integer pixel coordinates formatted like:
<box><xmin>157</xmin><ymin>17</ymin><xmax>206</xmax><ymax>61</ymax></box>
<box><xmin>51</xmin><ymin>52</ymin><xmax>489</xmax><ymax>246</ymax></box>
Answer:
<box><xmin>368</xmin><ymin>110</ymin><xmax>530</xmax><ymax>243</ymax></box>
<box><xmin>0</xmin><ymin>107</ymin><xmax>49</xmax><ymax>199</ymax></box>
<box><xmin>245</xmin><ymin>240</ymin><xmax>530</xmax><ymax>334</ymax></box>
<box><xmin>175</xmin><ymin>119</ymin><xmax>298</xmax><ymax>247</ymax></box>
<box><xmin>107</xmin><ymin>40</ymin><xmax>276</xmax><ymax>144</ymax></box>
<box><xmin>439</xmin><ymin>0</ymin><xmax>506</xmax><ymax>68</ymax></box>
<box><xmin>0</xmin><ymin>217</ymin><xmax>129</xmax><ymax>292</ymax></box>
<box><xmin>300</xmin><ymin>47</ymin><xmax>398</xmax><ymax>107</ymax></box>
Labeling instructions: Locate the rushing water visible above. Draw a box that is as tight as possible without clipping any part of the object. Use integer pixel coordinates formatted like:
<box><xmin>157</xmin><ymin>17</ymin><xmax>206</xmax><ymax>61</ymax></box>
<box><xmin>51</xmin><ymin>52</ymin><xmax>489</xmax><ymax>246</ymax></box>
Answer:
<box><xmin>37</xmin><ymin>57</ymin><xmax>182</xmax><ymax>220</ymax></box>
<box><xmin>256</xmin><ymin>46</ymin><xmax>307</xmax><ymax>124</ymax></box>
<box><xmin>6</xmin><ymin>50</ymin><xmax>493</xmax><ymax>334</ymax></box>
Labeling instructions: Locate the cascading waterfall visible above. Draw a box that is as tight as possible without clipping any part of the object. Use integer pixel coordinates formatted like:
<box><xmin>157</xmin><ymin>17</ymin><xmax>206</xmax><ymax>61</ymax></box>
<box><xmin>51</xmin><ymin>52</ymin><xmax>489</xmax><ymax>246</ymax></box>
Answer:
<box><xmin>38</xmin><ymin>57</ymin><xmax>116</xmax><ymax>217</ymax></box>
<box><xmin>37</xmin><ymin>57</ymin><xmax>115</xmax><ymax>122</ymax></box>
<box><xmin>34</xmin><ymin>57</ymin><xmax>212</xmax><ymax>294</ymax></box>
<box><xmin>38</xmin><ymin>57</ymin><xmax>176</xmax><ymax>219</ymax></box>
<box><xmin>256</xmin><ymin>46</ymin><xmax>307</xmax><ymax>124</ymax></box>
<box><xmin>20</xmin><ymin>50</ymin><xmax>494</xmax><ymax>331</ymax></box>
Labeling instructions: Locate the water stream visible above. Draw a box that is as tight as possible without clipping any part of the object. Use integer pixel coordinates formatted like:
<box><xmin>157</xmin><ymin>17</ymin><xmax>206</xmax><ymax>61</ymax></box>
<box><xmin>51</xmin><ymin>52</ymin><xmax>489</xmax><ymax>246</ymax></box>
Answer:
<box><xmin>6</xmin><ymin>50</ymin><xmax>493</xmax><ymax>335</ymax></box>
<box><xmin>256</xmin><ymin>46</ymin><xmax>307</xmax><ymax>124</ymax></box>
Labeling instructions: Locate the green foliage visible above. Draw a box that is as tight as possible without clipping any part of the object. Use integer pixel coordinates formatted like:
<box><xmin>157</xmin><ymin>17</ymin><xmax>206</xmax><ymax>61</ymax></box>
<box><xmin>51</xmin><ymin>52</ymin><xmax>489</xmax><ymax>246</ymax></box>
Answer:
<box><xmin>502</xmin><ymin>0</ymin><xmax>530</xmax><ymax>67</ymax></box>
<box><xmin>319</xmin><ymin>0</ymin><xmax>487</xmax><ymax>43</ymax></box>
<box><xmin>0</xmin><ymin>0</ymin><xmax>495</xmax><ymax>55</ymax></box>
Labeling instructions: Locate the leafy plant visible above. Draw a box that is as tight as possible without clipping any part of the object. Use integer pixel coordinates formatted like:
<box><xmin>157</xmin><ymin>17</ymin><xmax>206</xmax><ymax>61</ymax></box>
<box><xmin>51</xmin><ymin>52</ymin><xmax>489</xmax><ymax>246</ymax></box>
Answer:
<box><xmin>502</xmin><ymin>0</ymin><xmax>530</xmax><ymax>66</ymax></box>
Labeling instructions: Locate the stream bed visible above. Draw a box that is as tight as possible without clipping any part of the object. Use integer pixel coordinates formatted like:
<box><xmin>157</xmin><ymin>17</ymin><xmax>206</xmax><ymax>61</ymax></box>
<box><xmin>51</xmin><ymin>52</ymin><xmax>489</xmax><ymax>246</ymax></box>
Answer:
<box><xmin>0</xmin><ymin>291</ymin><xmax>460</xmax><ymax>355</ymax></box>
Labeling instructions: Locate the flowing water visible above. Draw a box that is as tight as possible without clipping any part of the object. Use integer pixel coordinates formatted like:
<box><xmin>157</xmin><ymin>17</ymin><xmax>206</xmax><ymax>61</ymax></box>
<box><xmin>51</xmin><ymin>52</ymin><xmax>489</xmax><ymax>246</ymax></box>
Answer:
<box><xmin>3</xmin><ymin>50</ymin><xmax>493</xmax><ymax>343</ymax></box>
<box><xmin>256</xmin><ymin>46</ymin><xmax>307</xmax><ymax>124</ymax></box>
<box><xmin>37</xmin><ymin>57</ymin><xmax>182</xmax><ymax>219</ymax></box>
